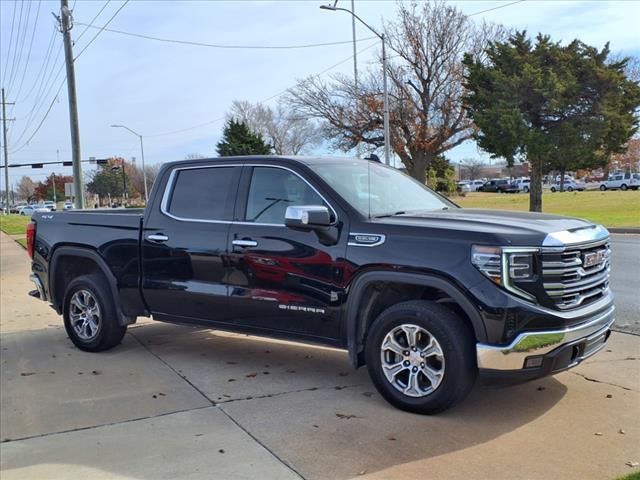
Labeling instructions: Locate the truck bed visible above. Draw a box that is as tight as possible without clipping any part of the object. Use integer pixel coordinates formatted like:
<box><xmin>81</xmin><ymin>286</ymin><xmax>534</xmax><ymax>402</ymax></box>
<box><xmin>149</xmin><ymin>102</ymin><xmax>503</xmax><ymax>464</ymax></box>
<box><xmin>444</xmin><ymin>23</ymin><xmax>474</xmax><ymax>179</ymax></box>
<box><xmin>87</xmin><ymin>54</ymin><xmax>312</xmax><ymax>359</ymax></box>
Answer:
<box><xmin>31</xmin><ymin>209</ymin><xmax>146</xmax><ymax>318</ymax></box>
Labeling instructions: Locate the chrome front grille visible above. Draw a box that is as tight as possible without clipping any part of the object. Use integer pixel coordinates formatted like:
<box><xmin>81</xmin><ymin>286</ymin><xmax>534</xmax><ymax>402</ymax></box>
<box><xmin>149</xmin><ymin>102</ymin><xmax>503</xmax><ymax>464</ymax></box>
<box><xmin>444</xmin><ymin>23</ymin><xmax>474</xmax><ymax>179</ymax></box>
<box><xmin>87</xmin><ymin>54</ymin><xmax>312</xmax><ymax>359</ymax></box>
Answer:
<box><xmin>541</xmin><ymin>239</ymin><xmax>611</xmax><ymax>310</ymax></box>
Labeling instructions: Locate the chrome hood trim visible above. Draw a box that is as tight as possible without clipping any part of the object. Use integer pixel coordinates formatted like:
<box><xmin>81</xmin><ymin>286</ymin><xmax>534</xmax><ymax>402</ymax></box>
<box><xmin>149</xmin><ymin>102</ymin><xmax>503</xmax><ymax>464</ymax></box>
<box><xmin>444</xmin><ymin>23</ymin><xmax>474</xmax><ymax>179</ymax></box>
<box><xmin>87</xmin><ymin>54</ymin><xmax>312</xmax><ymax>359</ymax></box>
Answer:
<box><xmin>543</xmin><ymin>225</ymin><xmax>609</xmax><ymax>248</ymax></box>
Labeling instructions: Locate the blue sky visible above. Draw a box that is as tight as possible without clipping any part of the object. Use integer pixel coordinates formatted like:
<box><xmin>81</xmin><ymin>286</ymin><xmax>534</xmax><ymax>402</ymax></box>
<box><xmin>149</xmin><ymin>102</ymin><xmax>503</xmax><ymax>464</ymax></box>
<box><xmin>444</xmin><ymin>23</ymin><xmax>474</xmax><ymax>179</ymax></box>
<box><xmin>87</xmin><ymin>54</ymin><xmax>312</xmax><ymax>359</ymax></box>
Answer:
<box><xmin>1</xmin><ymin>0</ymin><xmax>639</xmax><ymax>189</ymax></box>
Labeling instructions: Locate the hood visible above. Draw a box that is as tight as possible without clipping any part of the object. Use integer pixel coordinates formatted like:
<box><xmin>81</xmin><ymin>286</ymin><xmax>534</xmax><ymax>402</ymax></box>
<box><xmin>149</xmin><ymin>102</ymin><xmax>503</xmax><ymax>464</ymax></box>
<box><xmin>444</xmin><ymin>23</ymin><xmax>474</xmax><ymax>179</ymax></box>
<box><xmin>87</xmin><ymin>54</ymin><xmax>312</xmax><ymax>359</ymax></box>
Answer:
<box><xmin>374</xmin><ymin>208</ymin><xmax>606</xmax><ymax>247</ymax></box>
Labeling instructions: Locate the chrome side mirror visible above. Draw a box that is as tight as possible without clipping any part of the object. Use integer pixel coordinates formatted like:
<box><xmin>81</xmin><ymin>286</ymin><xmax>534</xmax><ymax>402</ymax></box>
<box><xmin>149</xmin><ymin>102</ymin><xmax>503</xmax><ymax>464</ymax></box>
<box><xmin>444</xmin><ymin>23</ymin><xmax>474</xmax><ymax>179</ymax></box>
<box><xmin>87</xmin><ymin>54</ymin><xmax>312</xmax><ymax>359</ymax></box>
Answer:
<box><xmin>285</xmin><ymin>205</ymin><xmax>331</xmax><ymax>230</ymax></box>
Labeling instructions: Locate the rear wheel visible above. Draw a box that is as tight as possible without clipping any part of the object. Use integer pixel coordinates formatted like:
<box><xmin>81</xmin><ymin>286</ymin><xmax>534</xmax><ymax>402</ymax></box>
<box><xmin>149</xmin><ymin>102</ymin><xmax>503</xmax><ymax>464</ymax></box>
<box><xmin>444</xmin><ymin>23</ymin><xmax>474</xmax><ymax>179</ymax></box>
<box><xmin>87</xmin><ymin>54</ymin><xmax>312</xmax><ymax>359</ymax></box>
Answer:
<box><xmin>567</xmin><ymin>186</ymin><xmax>574</xmax><ymax>192</ymax></box>
<box><xmin>621</xmin><ymin>184</ymin><xmax>628</xmax><ymax>191</ymax></box>
<box><xmin>523</xmin><ymin>187</ymin><xmax>529</xmax><ymax>193</ymax></box>
<box><xmin>550</xmin><ymin>187</ymin><xmax>557</xmax><ymax>192</ymax></box>
<box><xmin>600</xmin><ymin>185</ymin><xmax>607</xmax><ymax>191</ymax></box>
<box><xmin>63</xmin><ymin>274</ymin><xmax>127</xmax><ymax>352</ymax></box>
<box><xmin>365</xmin><ymin>300</ymin><xmax>476</xmax><ymax>414</ymax></box>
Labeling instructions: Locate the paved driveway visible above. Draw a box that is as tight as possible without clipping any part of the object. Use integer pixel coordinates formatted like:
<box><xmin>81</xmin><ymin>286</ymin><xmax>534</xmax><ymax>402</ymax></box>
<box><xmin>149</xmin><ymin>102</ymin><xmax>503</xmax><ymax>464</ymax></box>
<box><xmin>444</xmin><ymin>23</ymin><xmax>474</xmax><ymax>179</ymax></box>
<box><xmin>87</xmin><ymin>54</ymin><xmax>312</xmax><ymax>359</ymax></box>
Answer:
<box><xmin>1</xmin><ymin>232</ymin><xmax>638</xmax><ymax>479</ymax></box>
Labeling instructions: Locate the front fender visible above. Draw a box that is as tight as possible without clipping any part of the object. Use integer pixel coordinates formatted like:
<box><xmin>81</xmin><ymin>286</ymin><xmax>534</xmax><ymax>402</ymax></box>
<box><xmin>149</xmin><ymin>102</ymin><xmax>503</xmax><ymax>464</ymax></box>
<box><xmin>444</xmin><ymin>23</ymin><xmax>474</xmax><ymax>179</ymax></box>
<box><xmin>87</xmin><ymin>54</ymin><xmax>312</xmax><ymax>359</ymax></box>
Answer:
<box><xmin>344</xmin><ymin>271</ymin><xmax>487</xmax><ymax>367</ymax></box>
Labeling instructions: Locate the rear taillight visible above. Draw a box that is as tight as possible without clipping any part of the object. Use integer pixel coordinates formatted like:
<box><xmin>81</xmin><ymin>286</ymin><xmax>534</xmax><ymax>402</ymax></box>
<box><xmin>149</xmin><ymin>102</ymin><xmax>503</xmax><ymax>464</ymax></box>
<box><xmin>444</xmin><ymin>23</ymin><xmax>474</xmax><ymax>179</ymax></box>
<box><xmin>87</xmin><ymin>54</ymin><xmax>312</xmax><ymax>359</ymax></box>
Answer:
<box><xmin>26</xmin><ymin>222</ymin><xmax>36</xmax><ymax>259</ymax></box>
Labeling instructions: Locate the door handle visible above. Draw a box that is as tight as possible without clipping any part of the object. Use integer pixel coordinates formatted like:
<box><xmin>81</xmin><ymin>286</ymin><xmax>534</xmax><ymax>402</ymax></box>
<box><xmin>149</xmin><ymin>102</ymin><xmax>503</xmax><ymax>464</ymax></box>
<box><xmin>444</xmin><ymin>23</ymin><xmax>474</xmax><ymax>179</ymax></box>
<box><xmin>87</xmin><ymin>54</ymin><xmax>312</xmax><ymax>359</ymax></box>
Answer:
<box><xmin>147</xmin><ymin>233</ymin><xmax>169</xmax><ymax>243</ymax></box>
<box><xmin>232</xmin><ymin>239</ymin><xmax>258</xmax><ymax>248</ymax></box>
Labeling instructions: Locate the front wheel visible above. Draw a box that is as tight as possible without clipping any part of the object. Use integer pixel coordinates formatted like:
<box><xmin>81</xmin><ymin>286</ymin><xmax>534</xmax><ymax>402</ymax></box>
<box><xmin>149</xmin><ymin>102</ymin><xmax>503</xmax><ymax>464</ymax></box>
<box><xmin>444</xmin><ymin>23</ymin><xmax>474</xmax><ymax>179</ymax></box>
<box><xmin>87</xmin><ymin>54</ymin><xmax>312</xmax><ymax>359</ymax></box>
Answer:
<box><xmin>523</xmin><ymin>187</ymin><xmax>529</xmax><ymax>193</ymax></box>
<box><xmin>365</xmin><ymin>300</ymin><xmax>477</xmax><ymax>414</ymax></box>
<box><xmin>600</xmin><ymin>185</ymin><xmax>607</xmax><ymax>191</ymax></box>
<box><xmin>621</xmin><ymin>184</ymin><xmax>628</xmax><ymax>191</ymax></box>
<box><xmin>63</xmin><ymin>274</ymin><xmax>127</xmax><ymax>352</ymax></box>
<box><xmin>567</xmin><ymin>186</ymin><xmax>574</xmax><ymax>192</ymax></box>
<box><xmin>550</xmin><ymin>187</ymin><xmax>557</xmax><ymax>192</ymax></box>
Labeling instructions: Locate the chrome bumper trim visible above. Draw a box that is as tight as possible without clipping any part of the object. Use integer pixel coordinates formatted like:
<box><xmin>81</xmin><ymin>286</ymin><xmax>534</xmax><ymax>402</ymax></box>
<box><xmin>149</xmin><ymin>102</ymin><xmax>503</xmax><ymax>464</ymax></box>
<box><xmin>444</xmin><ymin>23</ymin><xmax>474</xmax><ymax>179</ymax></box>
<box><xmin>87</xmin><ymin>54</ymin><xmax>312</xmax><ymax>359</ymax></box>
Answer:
<box><xmin>29</xmin><ymin>273</ymin><xmax>47</xmax><ymax>301</ymax></box>
<box><xmin>476</xmin><ymin>305</ymin><xmax>615</xmax><ymax>370</ymax></box>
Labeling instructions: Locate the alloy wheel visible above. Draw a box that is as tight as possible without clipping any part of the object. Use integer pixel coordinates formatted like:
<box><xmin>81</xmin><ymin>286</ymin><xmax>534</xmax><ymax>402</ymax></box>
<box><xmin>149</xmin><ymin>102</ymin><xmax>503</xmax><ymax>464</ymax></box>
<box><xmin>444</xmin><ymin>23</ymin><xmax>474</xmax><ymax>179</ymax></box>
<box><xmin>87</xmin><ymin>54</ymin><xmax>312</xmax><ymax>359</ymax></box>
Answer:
<box><xmin>380</xmin><ymin>324</ymin><xmax>445</xmax><ymax>398</ymax></box>
<box><xmin>69</xmin><ymin>290</ymin><xmax>101</xmax><ymax>341</ymax></box>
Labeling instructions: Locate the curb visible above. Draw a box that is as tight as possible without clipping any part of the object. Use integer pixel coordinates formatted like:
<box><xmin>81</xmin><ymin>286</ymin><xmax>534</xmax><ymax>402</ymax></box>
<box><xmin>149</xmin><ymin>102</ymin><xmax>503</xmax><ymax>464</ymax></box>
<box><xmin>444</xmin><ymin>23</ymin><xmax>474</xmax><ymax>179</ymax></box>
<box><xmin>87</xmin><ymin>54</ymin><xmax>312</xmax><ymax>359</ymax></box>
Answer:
<box><xmin>608</xmin><ymin>228</ymin><xmax>640</xmax><ymax>234</ymax></box>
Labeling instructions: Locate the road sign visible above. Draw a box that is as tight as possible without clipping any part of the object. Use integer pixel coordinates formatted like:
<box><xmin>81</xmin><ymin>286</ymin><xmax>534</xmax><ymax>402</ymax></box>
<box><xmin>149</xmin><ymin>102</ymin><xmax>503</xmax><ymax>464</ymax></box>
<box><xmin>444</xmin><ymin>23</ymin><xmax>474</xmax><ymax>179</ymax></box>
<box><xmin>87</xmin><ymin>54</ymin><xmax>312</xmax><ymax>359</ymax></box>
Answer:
<box><xmin>65</xmin><ymin>183</ymin><xmax>75</xmax><ymax>197</ymax></box>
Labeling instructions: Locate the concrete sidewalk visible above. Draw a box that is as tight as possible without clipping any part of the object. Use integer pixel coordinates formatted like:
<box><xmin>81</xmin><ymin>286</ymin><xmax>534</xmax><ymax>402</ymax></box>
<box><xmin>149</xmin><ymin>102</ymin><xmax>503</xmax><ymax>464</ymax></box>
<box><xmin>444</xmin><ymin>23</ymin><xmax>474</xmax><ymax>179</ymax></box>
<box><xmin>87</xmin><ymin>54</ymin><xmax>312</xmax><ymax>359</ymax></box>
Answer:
<box><xmin>1</xmin><ymin>231</ymin><xmax>639</xmax><ymax>479</ymax></box>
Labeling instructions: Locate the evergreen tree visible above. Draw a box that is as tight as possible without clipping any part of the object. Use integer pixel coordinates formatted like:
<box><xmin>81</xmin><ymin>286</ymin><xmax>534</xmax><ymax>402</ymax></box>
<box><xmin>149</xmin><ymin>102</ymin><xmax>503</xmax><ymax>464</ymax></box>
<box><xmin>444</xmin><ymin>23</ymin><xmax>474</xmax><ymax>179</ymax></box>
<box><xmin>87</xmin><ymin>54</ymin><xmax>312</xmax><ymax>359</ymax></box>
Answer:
<box><xmin>463</xmin><ymin>31</ymin><xmax>640</xmax><ymax>211</ymax></box>
<box><xmin>216</xmin><ymin>120</ymin><xmax>272</xmax><ymax>156</ymax></box>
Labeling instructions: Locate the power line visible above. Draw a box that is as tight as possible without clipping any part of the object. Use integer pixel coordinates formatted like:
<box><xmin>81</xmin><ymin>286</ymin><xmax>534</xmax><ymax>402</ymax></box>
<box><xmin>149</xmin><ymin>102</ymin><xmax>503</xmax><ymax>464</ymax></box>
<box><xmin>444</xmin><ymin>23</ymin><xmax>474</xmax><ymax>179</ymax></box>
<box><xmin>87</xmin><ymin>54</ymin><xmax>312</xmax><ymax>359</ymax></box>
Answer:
<box><xmin>15</xmin><ymin>24</ymin><xmax>57</xmax><ymax>103</ymax></box>
<box><xmin>467</xmin><ymin>0</ymin><xmax>526</xmax><ymax>17</ymax></box>
<box><xmin>9</xmin><ymin>77</ymin><xmax>65</xmax><ymax>154</ymax></box>
<box><xmin>146</xmin><ymin>39</ymin><xmax>379</xmax><ymax>138</ymax></box>
<box><xmin>11</xmin><ymin>0</ymin><xmax>43</xmax><ymax>106</ymax></box>
<box><xmin>6</xmin><ymin>0</ymin><xmax>32</xmax><ymax>95</ymax></box>
<box><xmin>73</xmin><ymin>22</ymin><xmax>377</xmax><ymax>50</ymax></box>
<box><xmin>73</xmin><ymin>0</ymin><xmax>131</xmax><ymax>61</ymax></box>
<box><xmin>75</xmin><ymin>0</ymin><xmax>111</xmax><ymax>43</ymax></box>
<box><xmin>9</xmin><ymin>0</ymin><xmax>128</xmax><ymax>154</ymax></box>
<box><xmin>1</xmin><ymin>0</ymin><xmax>19</xmax><ymax>87</ymax></box>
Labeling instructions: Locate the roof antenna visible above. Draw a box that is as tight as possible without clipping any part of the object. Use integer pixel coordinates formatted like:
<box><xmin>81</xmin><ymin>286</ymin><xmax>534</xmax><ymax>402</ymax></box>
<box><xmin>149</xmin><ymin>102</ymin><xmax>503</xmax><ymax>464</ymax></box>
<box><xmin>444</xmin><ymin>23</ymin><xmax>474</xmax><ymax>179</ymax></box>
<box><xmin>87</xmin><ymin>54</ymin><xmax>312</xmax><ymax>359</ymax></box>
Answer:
<box><xmin>367</xmin><ymin>154</ymin><xmax>372</xmax><ymax>220</ymax></box>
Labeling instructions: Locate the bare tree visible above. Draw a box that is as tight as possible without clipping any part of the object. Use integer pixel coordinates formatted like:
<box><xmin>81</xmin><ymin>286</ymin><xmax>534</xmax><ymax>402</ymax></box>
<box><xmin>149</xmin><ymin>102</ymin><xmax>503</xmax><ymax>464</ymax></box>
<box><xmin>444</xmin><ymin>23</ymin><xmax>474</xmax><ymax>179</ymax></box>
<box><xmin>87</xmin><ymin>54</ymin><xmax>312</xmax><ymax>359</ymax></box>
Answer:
<box><xmin>16</xmin><ymin>176</ymin><xmax>36</xmax><ymax>201</ymax></box>
<box><xmin>287</xmin><ymin>0</ymin><xmax>505</xmax><ymax>182</ymax></box>
<box><xmin>128</xmin><ymin>162</ymin><xmax>164</xmax><ymax>198</ymax></box>
<box><xmin>460</xmin><ymin>158</ymin><xmax>485</xmax><ymax>180</ymax></box>
<box><xmin>227</xmin><ymin>100</ymin><xmax>321</xmax><ymax>155</ymax></box>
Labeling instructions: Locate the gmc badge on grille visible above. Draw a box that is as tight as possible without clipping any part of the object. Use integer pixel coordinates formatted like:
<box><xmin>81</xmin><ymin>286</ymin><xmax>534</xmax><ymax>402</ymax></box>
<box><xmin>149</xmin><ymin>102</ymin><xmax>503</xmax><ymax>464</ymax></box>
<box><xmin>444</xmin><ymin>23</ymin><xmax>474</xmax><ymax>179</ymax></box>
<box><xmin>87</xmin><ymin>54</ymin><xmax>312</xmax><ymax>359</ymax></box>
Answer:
<box><xmin>583</xmin><ymin>250</ymin><xmax>605</xmax><ymax>268</ymax></box>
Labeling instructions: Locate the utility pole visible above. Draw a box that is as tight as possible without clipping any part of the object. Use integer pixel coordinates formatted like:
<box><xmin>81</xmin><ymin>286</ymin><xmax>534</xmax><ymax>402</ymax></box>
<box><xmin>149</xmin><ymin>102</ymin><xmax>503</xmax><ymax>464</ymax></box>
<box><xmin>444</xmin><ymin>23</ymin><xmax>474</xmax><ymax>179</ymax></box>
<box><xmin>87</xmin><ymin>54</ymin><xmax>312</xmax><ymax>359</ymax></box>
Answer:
<box><xmin>52</xmin><ymin>172</ymin><xmax>57</xmax><ymax>204</ymax></box>
<box><xmin>58</xmin><ymin>0</ymin><xmax>84</xmax><ymax>209</ymax></box>
<box><xmin>350</xmin><ymin>0</ymin><xmax>361</xmax><ymax>158</ymax></box>
<box><xmin>1</xmin><ymin>88</ymin><xmax>15</xmax><ymax>215</ymax></box>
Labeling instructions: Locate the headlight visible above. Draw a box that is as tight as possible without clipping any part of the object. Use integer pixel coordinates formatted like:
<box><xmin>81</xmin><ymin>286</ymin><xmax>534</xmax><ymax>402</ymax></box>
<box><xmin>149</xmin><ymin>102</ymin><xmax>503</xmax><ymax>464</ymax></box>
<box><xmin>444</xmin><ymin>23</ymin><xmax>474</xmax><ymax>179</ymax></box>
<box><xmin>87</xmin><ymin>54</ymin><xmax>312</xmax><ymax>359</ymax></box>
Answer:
<box><xmin>472</xmin><ymin>245</ymin><xmax>539</xmax><ymax>300</ymax></box>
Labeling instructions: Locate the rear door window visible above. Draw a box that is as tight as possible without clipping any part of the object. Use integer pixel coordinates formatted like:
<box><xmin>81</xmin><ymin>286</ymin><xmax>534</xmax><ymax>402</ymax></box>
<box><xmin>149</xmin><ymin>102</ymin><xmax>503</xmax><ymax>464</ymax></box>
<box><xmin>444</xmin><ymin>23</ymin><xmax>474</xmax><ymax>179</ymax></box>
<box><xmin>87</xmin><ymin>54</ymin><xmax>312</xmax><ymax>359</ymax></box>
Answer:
<box><xmin>166</xmin><ymin>166</ymin><xmax>239</xmax><ymax>221</ymax></box>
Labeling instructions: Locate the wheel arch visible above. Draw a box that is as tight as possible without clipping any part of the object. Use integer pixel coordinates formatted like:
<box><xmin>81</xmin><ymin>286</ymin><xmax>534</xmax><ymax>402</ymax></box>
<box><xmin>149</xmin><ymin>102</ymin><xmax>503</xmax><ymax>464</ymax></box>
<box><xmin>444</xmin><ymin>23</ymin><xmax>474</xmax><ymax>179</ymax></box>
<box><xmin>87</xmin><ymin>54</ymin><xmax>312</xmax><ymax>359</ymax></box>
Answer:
<box><xmin>345</xmin><ymin>271</ymin><xmax>487</xmax><ymax>368</ymax></box>
<box><xmin>49</xmin><ymin>246</ymin><xmax>136</xmax><ymax>326</ymax></box>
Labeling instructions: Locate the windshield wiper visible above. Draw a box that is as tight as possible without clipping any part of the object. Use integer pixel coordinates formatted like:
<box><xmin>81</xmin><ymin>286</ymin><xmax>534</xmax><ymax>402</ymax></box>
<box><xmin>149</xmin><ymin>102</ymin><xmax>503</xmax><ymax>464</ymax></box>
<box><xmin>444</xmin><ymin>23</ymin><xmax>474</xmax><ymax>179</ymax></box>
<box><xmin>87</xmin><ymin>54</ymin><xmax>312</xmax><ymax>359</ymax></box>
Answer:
<box><xmin>373</xmin><ymin>211</ymin><xmax>407</xmax><ymax>219</ymax></box>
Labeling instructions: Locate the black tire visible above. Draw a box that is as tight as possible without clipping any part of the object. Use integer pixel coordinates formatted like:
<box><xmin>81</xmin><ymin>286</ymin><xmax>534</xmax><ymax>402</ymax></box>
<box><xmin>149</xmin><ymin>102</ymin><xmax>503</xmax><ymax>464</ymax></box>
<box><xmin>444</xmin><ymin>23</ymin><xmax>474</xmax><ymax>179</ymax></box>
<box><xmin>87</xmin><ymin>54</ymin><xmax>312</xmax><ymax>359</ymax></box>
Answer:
<box><xmin>567</xmin><ymin>186</ymin><xmax>574</xmax><ymax>192</ymax></box>
<box><xmin>621</xmin><ymin>184</ymin><xmax>628</xmax><ymax>191</ymax></box>
<box><xmin>63</xmin><ymin>274</ymin><xmax>127</xmax><ymax>352</ymax></box>
<box><xmin>600</xmin><ymin>185</ymin><xmax>606</xmax><ymax>191</ymax></box>
<box><xmin>523</xmin><ymin>187</ymin><xmax>529</xmax><ymax>193</ymax></box>
<box><xmin>550</xmin><ymin>187</ymin><xmax>556</xmax><ymax>192</ymax></box>
<box><xmin>365</xmin><ymin>300</ymin><xmax>477</xmax><ymax>414</ymax></box>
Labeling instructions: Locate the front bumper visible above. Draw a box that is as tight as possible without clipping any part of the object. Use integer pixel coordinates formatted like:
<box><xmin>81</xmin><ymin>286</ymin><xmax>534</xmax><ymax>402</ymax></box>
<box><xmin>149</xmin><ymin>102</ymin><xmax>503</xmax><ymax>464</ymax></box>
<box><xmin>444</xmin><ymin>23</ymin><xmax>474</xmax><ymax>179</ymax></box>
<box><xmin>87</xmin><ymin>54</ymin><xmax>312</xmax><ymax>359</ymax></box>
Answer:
<box><xmin>476</xmin><ymin>305</ymin><xmax>615</xmax><ymax>382</ymax></box>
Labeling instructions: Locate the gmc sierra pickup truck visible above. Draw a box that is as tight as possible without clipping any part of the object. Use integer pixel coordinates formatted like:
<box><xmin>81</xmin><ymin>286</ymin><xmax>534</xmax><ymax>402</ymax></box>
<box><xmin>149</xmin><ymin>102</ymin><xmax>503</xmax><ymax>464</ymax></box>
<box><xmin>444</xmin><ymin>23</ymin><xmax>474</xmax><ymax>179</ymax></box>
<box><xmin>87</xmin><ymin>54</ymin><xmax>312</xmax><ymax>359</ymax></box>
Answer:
<box><xmin>27</xmin><ymin>156</ymin><xmax>615</xmax><ymax>413</ymax></box>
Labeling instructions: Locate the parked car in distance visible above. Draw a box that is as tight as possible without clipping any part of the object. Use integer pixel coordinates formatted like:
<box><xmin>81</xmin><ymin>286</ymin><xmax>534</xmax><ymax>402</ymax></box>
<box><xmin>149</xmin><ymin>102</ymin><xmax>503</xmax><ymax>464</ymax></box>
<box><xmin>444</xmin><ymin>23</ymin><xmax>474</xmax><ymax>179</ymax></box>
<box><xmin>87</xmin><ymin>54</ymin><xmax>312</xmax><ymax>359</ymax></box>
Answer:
<box><xmin>63</xmin><ymin>201</ymin><xmax>74</xmax><ymax>210</ymax></box>
<box><xmin>28</xmin><ymin>155</ymin><xmax>615</xmax><ymax>414</ymax></box>
<box><xmin>479</xmin><ymin>179</ymin><xmax>520</xmax><ymax>193</ymax></box>
<box><xmin>513</xmin><ymin>177</ymin><xmax>530</xmax><ymax>193</ymax></box>
<box><xmin>550</xmin><ymin>179</ymin><xmax>586</xmax><ymax>192</ymax></box>
<box><xmin>20</xmin><ymin>205</ymin><xmax>51</xmax><ymax>216</ymax></box>
<box><xmin>457</xmin><ymin>181</ymin><xmax>471</xmax><ymax>193</ymax></box>
<box><xmin>43</xmin><ymin>201</ymin><xmax>57</xmax><ymax>211</ymax></box>
<box><xmin>599</xmin><ymin>172</ymin><xmax>640</xmax><ymax>191</ymax></box>
<box><xmin>10</xmin><ymin>202</ymin><xmax>28</xmax><ymax>214</ymax></box>
<box><xmin>467</xmin><ymin>179</ymin><xmax>485</xmax><ymax>191</ymax></box>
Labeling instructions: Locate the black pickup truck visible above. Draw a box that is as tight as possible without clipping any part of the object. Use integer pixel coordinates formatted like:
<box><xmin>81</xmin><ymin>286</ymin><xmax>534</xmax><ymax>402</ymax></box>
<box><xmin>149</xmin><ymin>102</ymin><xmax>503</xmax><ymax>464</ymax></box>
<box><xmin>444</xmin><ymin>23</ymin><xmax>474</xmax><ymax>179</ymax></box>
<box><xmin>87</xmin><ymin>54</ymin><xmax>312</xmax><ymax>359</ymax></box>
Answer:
<box><xmin>27</xmin><ymin>156</ymin><xmax>615</xmax><ymax>413</ymax></box>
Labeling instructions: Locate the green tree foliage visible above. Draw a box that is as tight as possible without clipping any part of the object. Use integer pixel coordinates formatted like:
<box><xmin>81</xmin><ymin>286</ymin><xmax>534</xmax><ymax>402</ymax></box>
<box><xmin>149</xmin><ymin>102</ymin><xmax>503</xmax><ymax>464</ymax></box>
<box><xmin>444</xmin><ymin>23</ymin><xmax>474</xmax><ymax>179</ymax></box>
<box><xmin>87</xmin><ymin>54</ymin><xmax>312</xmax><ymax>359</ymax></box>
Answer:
<box><xmin>426</xmin><ymin>155</ymin><xmax>457</xmax><ymax>194</ymax></box>
<box><xmin>216</xmin><ymin>120</ymin><xmax>272</xmax><ymax>157</ymax></box>
<box><xmin>86</xmin><ymin>159</ymin><xmax>133</xmax><ymax>199</ymax></box>
<box><xmin>463</xmin><ymin>31</ymin><xmax>640</xmax><ymax>211</ymax></box>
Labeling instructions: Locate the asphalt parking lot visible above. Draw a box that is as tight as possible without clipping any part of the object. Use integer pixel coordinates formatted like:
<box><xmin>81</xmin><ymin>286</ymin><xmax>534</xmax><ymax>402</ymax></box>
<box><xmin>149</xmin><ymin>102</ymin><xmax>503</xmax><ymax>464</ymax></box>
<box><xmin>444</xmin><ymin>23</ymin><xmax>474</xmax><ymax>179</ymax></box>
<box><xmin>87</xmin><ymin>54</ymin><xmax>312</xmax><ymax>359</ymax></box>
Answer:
<box><xmin>1</xmin><ymin>232</ymin><xmax>638</xmax><ymax>480</ymax></box>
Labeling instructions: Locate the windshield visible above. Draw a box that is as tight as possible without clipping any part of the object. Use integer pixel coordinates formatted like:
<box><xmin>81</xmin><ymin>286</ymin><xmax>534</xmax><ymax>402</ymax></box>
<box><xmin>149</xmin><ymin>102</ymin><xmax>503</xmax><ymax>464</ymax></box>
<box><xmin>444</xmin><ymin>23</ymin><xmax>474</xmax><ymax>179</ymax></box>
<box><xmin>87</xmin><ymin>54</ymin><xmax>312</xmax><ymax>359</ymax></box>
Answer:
<box><xmin>313</xmin><ymin>160</ymin><xmax>456</xmax><ymax>218</ymax></box>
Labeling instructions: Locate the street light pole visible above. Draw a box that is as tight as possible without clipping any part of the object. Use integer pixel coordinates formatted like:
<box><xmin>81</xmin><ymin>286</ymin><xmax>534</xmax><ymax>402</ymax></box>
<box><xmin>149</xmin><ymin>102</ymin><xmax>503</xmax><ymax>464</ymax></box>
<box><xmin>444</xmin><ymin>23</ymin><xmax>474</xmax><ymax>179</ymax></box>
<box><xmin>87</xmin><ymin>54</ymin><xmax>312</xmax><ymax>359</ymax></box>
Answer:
<box><xmin>110</xmin><ymin>124</ymin><xmax>148</xmax><ymax>203</ymax></box>
<box><xmin>381</xmin><ymin>34</ymin><xmax>391</xmax><ymax>166</ymax></box>
<box><xmin>320</xmin><ymin>3</ymin><xmax>391</xmax><ymax>166</ymax></box>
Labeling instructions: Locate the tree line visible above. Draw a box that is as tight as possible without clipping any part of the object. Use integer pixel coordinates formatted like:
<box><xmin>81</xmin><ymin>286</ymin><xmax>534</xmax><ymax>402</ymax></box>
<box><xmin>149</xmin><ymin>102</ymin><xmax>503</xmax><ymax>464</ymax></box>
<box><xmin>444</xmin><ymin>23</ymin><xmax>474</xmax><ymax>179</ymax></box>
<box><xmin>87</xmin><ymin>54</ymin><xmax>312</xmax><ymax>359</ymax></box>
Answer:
<box><xmin>216</xmin><ymin>0</ymin><xmax>639</xmax><ymax>212</ymax></box>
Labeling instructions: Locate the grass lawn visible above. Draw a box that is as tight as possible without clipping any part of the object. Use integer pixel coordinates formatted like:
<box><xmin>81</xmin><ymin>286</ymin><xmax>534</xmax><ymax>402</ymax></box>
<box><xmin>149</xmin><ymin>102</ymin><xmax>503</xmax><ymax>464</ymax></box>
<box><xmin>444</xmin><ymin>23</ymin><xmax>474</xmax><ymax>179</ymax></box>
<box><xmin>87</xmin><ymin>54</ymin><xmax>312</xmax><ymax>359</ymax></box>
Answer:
<box><xmin>0</xmin><ymin>214</ymin><xmax>30</xmax><ymax>235</ymax></box>
<box><xmin>455</xmin><ymin>190</ymin><xmax>640</xmax><ymax>228</ymax></box>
